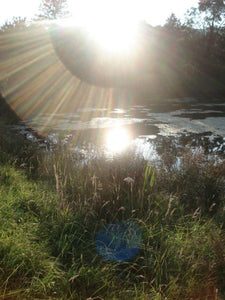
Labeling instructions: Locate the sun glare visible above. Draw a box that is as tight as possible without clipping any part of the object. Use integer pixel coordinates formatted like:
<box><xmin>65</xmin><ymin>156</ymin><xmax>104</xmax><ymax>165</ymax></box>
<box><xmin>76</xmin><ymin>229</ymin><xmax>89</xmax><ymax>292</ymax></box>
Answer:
<box><xmin>67</xmin><ymin>0</ymin><xmax>140</xmax><ymax>54</ymax></box>
<box><xmin>105</xmin><ymin>127</ymin><xmax>131</xmax><ymax>153</ymax></box>
<box><xmin>87</xmin><ymin>19</ymin><xmax>138</xmax><ymax>54</ymax></box>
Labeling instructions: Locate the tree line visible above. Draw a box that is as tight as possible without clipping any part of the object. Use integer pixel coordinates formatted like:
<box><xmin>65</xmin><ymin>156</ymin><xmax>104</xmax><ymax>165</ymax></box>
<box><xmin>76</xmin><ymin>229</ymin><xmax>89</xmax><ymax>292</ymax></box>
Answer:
<box><xmin>1</xmin><ymin>0</ymin><xmax>225</xmax><ymax>97</ymax></box>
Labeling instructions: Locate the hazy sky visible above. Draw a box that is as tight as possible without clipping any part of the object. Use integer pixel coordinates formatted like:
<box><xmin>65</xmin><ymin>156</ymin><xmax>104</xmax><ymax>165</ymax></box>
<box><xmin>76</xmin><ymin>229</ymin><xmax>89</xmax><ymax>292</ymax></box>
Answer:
<box><xmin>1</xmin><ymin>0</ymin><xmax>199</xmax><ymax>26</ymax></box>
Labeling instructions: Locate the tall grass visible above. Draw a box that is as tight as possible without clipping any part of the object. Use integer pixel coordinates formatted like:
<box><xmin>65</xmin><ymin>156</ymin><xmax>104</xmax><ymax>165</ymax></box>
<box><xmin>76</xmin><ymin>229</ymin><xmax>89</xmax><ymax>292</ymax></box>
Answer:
<box><xmin>0</xmin><ymin>124</ymin><xmax>225</xmax><ymax>298</ymax></box>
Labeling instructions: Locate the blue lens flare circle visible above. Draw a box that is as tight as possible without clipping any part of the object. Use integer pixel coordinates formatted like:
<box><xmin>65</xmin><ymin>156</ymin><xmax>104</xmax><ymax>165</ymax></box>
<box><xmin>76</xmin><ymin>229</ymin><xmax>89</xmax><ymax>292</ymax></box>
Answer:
<box><xmin>95</xmin><ymin>221</ymin><xmax>142</xmax><ymax>262</ymax></box>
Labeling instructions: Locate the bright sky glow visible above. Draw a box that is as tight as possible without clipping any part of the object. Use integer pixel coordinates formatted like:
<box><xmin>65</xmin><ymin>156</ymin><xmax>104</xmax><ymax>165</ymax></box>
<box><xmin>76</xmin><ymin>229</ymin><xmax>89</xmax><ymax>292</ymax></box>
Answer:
<box><xmin>61</xmin><ymin>0</ymin><xmax>141</xmax><ymax>54</ymax></box>
<box><xmin>1</xmin><ymin>0</ymin><xmax>199</xmax><ymax>26</ymax></box>
<box><xmin>86</xmin><ymin>19</ymin><xmax>138</xmax><ymax>54</ymax></box>
<box><xmin>0</xmin><ymin>0</ymin><xmax>40</xmax><ymax>24</ymax></box>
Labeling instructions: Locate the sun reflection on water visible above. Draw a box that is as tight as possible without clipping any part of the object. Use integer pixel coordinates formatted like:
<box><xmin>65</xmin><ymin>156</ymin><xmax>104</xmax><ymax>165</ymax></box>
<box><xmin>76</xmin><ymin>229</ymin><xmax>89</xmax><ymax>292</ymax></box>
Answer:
<box><xmin>105</xmin><ymin>127</ymin><xmax>131</xmax><ymax>154</ymax></box>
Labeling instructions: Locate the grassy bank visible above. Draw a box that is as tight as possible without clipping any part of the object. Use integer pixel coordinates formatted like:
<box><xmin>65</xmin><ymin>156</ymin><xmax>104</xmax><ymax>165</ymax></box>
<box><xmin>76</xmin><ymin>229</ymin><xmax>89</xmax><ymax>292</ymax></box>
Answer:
<box><xmin>0</xmin><ymin>120</ymin><xmax>225</xmax><ymax>299</ymax></box>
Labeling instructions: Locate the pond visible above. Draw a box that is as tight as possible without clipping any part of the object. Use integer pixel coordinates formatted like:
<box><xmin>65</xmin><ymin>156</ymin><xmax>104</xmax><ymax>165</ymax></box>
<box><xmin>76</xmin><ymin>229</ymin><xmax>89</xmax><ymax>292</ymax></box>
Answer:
<box><xmin>11</xmin><ymin>97</ymin><xmax>225</xmax><ymax>160</ymax></box>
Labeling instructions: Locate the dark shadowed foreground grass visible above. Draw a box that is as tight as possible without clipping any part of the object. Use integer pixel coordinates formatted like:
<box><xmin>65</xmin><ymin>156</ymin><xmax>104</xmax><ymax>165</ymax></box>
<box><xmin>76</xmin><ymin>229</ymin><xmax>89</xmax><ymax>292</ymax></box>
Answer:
<box><xmin>0</xmin><ymin>125</ymin><xmax>225</xmax><ymax>299</ymax></box>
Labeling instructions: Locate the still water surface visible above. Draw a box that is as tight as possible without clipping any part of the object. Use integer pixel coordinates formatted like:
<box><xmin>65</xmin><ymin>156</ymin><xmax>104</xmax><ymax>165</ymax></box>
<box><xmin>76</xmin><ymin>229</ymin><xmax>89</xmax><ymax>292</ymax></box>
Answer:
<box><xmin>13</xmin><ymin>97</ymin><xmax>225</xmax><ymax>159</ymax></box>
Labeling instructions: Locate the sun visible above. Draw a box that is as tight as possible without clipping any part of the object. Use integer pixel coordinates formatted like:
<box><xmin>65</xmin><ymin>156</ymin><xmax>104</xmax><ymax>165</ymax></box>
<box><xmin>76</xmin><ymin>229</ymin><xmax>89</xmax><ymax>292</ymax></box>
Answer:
<box><xmin>86</xmin><ymin>18</ymin><xmax>138</xmax><ymax>54</ymax></box>
<box><xmin>67</xmin><ymin>0</ymin><xmax>141</xmax><ymax>54</ymax></box>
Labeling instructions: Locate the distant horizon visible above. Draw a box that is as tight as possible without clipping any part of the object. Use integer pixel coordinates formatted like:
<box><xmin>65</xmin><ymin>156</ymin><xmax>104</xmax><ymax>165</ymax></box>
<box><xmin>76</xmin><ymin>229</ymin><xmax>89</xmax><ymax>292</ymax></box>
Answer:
<box><xmin>0</xmin><ymin>0</ymin><xmax>199</xmax><ymax>27</ymax></box>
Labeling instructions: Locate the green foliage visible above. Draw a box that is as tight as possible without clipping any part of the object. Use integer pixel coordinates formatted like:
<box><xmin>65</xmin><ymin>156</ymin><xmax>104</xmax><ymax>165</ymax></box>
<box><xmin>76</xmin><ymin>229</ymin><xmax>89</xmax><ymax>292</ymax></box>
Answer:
<box><xmin>0</xmin><ymin>140</ymin><xmax>225</xmax><ymax>299</ymax></box>
<box><xmin>0</xmin><ymin>164</ymin><xmax>64</xmax><ymax>298</ymax></box>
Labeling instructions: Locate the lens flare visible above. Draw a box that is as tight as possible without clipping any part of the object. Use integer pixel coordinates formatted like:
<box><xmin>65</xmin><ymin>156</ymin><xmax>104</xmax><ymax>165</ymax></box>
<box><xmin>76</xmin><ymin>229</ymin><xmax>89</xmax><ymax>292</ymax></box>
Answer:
<box><xmin>95</xmin><ymin>221</ymin><xmax>142</xmax><ymax>262</ymax></box>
